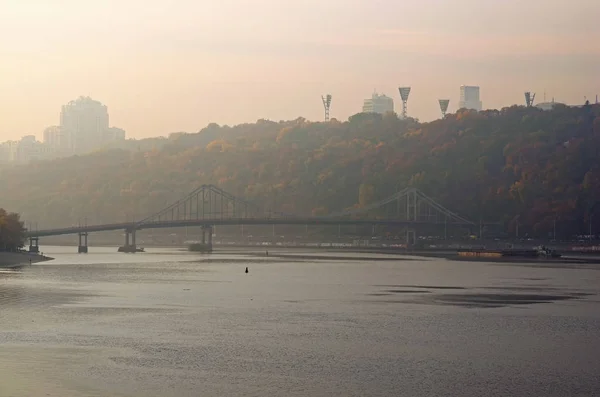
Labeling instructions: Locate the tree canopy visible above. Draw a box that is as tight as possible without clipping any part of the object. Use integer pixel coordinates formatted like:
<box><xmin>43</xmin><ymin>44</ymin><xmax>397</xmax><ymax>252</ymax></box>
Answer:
<box><xmin>0</xmin><ymin>209</ymin><xmax>26</xmax><ymax>251</ymax></box>
<box><xmin>0</xmin><ymin>103</ymin><xmax>599</xmax><ymax>239</ymax></box>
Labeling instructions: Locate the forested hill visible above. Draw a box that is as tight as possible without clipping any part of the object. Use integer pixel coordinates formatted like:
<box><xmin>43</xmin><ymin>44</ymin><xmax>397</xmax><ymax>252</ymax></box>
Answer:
<box><xmin>1</xmin><ymin>103</ymin><xmax>599</xmax><ymax>238</ymax></box>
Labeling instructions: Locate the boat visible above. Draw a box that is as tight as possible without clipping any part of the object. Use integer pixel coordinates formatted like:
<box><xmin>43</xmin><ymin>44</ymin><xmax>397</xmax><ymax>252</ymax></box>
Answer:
<box><xmin>458</xmin><ymin>247</ymin><xmax>561</xmax><ymax>259</ymax></box>
<box><xmin>536</xmin><ymin>246</ymin><xmax>561</xmax><ymax>258</ymax></box>
<box><xmin>188</xmin><ymin>243</ymin><xmax>213</xmax><ymax>252</ymax></box>
<box><xmin>118</xmin><ymin>246</ymin><xmax>145</xmax><ymax>253</ymax></box>
<box><xmin>458</xmin><ymin>249</ymin><xmax>538</xmax><ymax>258</ymax></box>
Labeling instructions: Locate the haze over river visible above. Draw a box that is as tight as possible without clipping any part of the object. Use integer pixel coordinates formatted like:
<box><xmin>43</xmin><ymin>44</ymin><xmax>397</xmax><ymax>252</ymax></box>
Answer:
<box><xmin>1</xmin><ymin>247</ymin><xmax>599</xmax><ymax>396</ymax></box>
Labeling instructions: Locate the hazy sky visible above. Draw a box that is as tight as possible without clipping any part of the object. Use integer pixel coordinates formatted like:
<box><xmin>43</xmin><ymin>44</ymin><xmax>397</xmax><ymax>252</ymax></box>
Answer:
<box><xmin>0</xmin><ymin>0</ymin><xmax>599</xmax><ymax>141</ymax></box>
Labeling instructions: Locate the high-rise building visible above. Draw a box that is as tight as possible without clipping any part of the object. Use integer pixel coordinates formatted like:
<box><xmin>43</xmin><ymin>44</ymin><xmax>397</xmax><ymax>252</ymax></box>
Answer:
<box><xmin>0</xmin><ymin>97</ymin><xmax>126</xmax><ymax>164</ymax></box>
<box><xmin>5</xmin><ymin>135</ymin><xmax>52</xmax><ymax>163</ymax></box>
<box><xmin>60</xmin><ymin>96</ymin><xmax>109</xmax><ymax>152</ymax></box>
<box><xmin>459</xmin><ymin>86</ymin><xmax>482</xmax><ymax>111</ymax></box>
<box><xmin>0</xmin><ymin>142</ymin><xmax>10</xmax><ymax>164</ymax></box>
<box><xmin>362</xmin><ymin>93</ymin><xmax>394</xmax><ymax>114</ymax></box>
<box><xmin>43</xmin><ymin>126</ymin><xmax>69</xmax><ymax>150</ymax></box>
<box><xmin>105</xmin><ymin>127</ymin><xmax>126</xmax><ymax>141</ymax></box>
<box><xmin>56</xmin><ymin>96</ymin><xmax>125</xmax><ymax>153</ymax></box>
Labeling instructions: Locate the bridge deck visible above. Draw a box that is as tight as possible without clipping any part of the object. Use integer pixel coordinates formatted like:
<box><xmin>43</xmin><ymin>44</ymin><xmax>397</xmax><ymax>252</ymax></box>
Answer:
<box><xmin>25</xmin><ymin>218</ymin><xmax>479</xmax><ymax>237</ymax></box>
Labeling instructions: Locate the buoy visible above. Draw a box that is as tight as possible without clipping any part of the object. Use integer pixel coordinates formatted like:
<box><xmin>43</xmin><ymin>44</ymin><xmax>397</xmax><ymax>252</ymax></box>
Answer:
<box><xmin>245</xmin><ymin>267</ymin><xmax>249</xmax><ymax>274</ymax></box>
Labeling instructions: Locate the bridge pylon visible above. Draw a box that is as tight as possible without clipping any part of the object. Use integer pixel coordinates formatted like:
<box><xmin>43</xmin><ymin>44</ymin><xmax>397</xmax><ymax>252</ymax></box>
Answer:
<box><xmin>321</xmin><ymin>187</ymin><xmax>474</xmax><ymax>244</ymax></box>
<box><xmin>135</xmin><ymin>184</ymin><xmax>267</xmax><ymax>226</ymax></box>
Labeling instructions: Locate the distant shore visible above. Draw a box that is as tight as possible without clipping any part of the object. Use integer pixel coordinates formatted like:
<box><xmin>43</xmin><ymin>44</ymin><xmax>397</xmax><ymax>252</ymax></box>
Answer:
<box><xmin>0</xmin><ymin>251</ymin><xmax>54</xmax><ymax>268</ymax></box>
<box><xmin>405</xmin><ymin>251</ymin><xmax>600</xmax><ymax>264</ymax></box>
<box><xmin>212</xmin><ymin>246</ymin><xmax>600</xmax><ymax>265</ymax></box>
<box><xmin>11</xmin><ymin>243</ymin><xmax>600</xmax><ymax>266</ymax></box>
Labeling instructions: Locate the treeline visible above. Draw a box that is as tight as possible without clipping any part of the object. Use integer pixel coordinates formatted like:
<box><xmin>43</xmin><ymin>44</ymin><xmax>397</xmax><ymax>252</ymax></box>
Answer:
<box><xmin>0</xmin><ymin>103</ymin><xmax>599</xmax><ymax>238</ymax></box>
<box><xmin>0</xmin><ymin>209</ymin><xmax>26</xmax><ymax>251</ymax></box>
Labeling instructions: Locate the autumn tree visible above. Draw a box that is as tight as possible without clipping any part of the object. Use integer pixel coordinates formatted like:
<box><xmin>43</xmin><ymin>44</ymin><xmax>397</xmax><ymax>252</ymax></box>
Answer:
<box><xmin>0</xmin><ymin>104</ymin><xmax>599</xmax><ymax>238</ymax></box>
<box><xmin>0</xmin><ymin>209</ymin><xmax>26</xmax><ymax>251</ymax></box>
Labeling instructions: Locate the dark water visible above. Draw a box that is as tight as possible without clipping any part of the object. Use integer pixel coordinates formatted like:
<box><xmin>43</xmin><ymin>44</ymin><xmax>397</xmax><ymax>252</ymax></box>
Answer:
<box><xmin>1</xmin><ymin>247</ymin><xmax>600</xmax><ymax>396</ymax></box>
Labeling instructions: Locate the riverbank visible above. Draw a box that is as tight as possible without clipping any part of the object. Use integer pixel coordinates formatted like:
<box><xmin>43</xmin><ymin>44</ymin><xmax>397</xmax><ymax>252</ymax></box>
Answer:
<box><xmin>211</xmin><ymin>246</ymin><xmax>600</xmax><ymax>265</ymax></box>
<box><xmin>245</xmin><ymin>252</ymin><xmax>418</xmax><ymax>261</ymax></box>
<box><xmin>0</xmin><ymin>251</ymin><xmax>54</xmax><ymax>268</ymax></box>
<box><xmin>330</xmin><ymin>247</ymin><xmax>600</xmax><ymax>264</ymax></box>
<box><xmin>418</xmin><ymin>252</ymin><xmax>600</xmax><ymax>264</ymax></box>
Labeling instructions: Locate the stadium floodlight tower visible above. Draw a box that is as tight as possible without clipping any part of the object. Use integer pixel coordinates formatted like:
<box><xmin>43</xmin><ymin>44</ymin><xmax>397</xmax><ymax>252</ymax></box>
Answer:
<box><xmin>438</xmin><ymin>99</ymin><xmax>450</xmax><ymax>118</ymax></box>
<box><xmin>525</xmin><ymin>92</ymin><xmax>536</xmax><ymax>107</ymax></box>
<box><xmin>398</xmin><ymin>87</ymin><xmax>411</xmax><ymax>118</ymax></box>
<box><xmin>321</xmin><ymin>94</ymin><xmax>332</xmax><ymax>122</ymax></box>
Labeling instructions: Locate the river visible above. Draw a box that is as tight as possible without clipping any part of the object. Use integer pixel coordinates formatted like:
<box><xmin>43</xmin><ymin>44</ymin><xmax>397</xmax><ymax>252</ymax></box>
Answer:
<box><xmin>1</xmin><ymin>246</ymin><xmax>599</xmax><ymax>396</ymax></box>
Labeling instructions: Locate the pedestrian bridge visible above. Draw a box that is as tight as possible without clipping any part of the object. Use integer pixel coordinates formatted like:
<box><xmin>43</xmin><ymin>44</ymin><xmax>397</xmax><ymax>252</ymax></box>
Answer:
<box><xmin>25</xmin><ymin>184</ymin><xmax>477</xmax><ymax>252</ymax></box>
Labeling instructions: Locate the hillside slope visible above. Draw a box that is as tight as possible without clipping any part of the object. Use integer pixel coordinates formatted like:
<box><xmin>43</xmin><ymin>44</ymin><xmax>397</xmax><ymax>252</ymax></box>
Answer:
<box><xmin>1</xmin><ymin>104</ymin><xmax>599</xmax><ymax>238</ymax></box>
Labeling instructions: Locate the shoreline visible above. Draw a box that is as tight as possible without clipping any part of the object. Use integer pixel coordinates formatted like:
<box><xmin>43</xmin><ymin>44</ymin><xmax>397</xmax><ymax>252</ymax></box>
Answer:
<box><xmin>16</xmin><ymin>243</ymin><xmax>600</xmax><ymax>265</ymax></box>
<box><xmin>203</xmin><ymin>247</ymin><xmax>600</xmax><ymax>265</ymax></box>
<box><xmin>331</xmin><ymin>249</ymin><xmax>600</xmax><ymax>264</ymax></box>
<box><xmin>0</xmin><ymin>251</ymin><xmax>54</xmax><ymax>268</ymax></box>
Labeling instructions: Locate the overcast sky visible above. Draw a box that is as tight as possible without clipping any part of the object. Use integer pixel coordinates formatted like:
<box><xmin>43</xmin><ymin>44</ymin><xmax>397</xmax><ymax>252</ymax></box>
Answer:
<box><xmin>0</xmin><ymin>0</ymin><xmax>598</xmax><ymax>140</ymax></box>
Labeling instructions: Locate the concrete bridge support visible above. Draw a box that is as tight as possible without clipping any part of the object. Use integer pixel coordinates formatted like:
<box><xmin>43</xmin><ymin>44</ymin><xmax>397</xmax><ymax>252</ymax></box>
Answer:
<box><xmin>406</xmin><ymin>228</ymin><xmax>417</xmax><ymax>247</ymax></box>
<box><xmin>29</xmin><ymin>237</ymin><xmax>40</xmax><ymax>253</ymax></box>
<box><xmin>190</xmin><ymin>225</ymin><xmax>213</xmax><ymax>252</ymax></box>
<box><xmin>78</xmin><ymin>232</ymin><xmax>88</xmax><ymax>253</ymax></box>
<box><xmin>202</xmin><ymin>225</ymin><xmax>213</xmax><ymax>247</ymax></box>
<box><xmin>118</xmin><ymin>228</ymin><xmax>138</xmax><ymax>253</ymax></box>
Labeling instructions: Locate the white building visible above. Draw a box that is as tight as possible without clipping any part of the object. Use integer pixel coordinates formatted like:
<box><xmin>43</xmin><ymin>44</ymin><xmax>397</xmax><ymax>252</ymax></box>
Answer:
<box><xmin>0</xmin><ymin>97</ymin><xmax>127</xmax><ymax>165</ymax></box>
<box><xmin>536</xmin><ymin>99</ymin><xmax>564</xmax><ymax>111</ymax></box>
<box><xmin>459</xmin><ymin>85</ymin><xmax>482</xmax><ymax>111</ymax></box>
<box><xmin>60</xmin><ymin>96</ymin><xmax>110</xmax><ymax>152</ymax></box>
<box><xmin>104</xmin><ymin>127</ymin><xmax>126</xmax><ymax>142</ymax></box>
<box><xmin>43</xmin><ymin>126</ymin><xmax>70</xmax><ymax>150</ymax></box>
<box><xmin>362</xmin><ymin>93</ymin><xmax>394</xmax><ymax>114</ymax></box>
<box><xmin>57</xmin><ymin>96</ymin><xmax>126</xmax><ymax>154</ymax></box>
<box><xmin>4</xmin><ymin>135</ymin><xmax>54</xmax><ymax>163</ymax></box>
<box><xmin>0</xmin><ymin>141</ymin><xmax>10</xmax><ymax>163</ymax></box>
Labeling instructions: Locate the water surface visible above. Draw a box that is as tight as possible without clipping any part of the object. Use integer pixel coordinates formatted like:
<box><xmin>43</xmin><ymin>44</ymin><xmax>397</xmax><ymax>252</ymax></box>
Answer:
<box><xmin>1</xmin><ymin>246</ymin><xmax>599</xmax><ymax>396</ymax></box>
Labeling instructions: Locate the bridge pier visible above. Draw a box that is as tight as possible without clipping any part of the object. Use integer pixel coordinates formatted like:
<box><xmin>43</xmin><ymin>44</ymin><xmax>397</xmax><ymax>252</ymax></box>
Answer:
<box><xmin>118</xmin><ymin>228</ymin><xmax>139</xmax><ymax>253</ymax></box>
<box><xmin>203</xmin><ymin>225</ymin><xmax>213</xmax><ymax>247</ymax></box>
<box><xmin>190</xmin><ymin>225</ymin><xmax>213</xmax><ymax>252</ymax></box>
<box><xmin>78</xmin><ymin>232</ymin><xmax>88</xmax><ymax>253</ymax></box>
<box><xmin>406</xmin><ymin>228</ymin><xmax>417</xmax><ymax>247</ymax></box>
<box><xmin>200</xmin><ymin>225</ymin><xmax>213</xmax><ymax>247</ymax></box>
<box><xmin>28</xmin><ymin>237</ymin><xmax>39</xmax><ymax>253</ymax></box>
